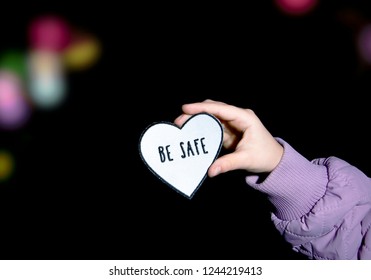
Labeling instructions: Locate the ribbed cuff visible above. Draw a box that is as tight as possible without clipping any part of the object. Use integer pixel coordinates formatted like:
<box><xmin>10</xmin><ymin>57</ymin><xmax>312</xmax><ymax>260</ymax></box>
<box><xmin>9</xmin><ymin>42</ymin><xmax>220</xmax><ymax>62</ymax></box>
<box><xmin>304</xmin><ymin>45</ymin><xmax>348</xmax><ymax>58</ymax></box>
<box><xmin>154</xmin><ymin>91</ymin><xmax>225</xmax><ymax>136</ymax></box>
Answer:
<box><xmin>246</xmin><ymin>138</ymin><xmax>328</xmax><ymax>221</ymax></box>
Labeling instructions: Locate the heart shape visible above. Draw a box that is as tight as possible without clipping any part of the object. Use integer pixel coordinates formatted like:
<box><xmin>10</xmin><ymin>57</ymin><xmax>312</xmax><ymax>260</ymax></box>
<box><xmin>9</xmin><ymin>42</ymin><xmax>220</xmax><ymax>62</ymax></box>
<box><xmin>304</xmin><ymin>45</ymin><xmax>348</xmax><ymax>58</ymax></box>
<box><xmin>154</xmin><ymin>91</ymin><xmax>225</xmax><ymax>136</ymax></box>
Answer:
<box><xmin>139</xmin><ymin>113</ymin><xmax>223</xmax><ymax>199</ymax></box>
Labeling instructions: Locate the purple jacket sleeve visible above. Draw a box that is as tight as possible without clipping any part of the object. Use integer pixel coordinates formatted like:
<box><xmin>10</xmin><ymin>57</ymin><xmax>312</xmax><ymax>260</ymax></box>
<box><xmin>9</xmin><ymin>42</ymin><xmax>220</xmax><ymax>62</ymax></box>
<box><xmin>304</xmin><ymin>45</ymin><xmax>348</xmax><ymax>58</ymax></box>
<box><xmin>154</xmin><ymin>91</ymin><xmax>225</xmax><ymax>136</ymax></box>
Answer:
<box><xmin>245</xmin><ymin>138</ymin><xmax>371</xmax><ymax>260</ymax></box>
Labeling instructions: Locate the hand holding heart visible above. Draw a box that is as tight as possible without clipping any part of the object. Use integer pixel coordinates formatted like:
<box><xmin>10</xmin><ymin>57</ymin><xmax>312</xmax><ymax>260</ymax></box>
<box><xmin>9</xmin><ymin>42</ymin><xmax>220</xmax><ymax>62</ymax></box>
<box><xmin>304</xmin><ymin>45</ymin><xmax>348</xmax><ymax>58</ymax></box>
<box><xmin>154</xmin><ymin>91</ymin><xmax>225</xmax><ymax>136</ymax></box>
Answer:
<box><xmin>139</xmin><ymin>99</ymin><xmax>284</xmax><ymax>199</ymax></box>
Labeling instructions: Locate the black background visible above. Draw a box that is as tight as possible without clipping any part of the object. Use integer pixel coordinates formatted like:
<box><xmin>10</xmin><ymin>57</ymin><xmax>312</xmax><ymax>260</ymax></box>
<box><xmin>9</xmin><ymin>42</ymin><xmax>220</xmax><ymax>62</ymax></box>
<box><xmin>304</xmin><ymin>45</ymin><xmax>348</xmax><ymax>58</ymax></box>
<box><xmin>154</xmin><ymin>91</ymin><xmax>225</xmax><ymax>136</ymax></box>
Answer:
<box><xmin>0</xmin><ymin>1</ymin><xmax>371</xmax><ymax>260</ymax></box>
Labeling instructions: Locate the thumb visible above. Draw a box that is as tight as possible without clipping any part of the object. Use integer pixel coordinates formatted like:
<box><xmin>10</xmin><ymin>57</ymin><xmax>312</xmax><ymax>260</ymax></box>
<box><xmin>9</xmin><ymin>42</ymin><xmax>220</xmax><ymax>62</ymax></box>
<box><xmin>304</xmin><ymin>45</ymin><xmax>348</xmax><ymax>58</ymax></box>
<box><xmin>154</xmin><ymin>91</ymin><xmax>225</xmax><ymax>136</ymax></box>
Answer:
<box><xmin>208</xmin><ymin>151</ymin><xmax>247</xmax><ymax>177</ymax></box>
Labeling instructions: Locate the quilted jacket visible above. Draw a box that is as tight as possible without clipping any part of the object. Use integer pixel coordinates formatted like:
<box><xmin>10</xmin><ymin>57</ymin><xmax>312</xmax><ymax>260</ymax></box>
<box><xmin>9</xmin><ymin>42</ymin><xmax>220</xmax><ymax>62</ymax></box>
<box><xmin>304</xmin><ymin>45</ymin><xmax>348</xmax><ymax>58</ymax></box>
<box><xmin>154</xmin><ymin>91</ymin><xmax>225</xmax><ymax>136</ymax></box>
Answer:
<box><xmin>246</xmin><ymin>138</ymin><xmax>371</xmax><ymax>259</ymax></box>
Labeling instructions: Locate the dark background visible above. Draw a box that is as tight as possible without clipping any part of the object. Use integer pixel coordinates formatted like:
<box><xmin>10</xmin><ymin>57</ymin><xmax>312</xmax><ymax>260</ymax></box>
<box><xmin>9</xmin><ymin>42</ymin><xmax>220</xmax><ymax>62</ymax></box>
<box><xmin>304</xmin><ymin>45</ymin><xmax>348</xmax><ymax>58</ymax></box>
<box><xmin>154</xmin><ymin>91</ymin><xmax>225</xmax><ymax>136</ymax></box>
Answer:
<box><xmin>0</xmin><ymin>1</ymin><xmax>370</xmax><ymax>260</ymax></box>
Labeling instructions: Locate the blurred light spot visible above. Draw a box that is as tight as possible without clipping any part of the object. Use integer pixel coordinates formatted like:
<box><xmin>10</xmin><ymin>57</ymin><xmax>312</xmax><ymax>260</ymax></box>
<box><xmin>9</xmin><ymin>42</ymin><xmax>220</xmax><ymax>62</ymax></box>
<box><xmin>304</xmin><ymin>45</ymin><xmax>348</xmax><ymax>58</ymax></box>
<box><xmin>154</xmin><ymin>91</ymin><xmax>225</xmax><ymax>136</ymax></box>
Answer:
<box><xmin>63</xmin><ymin>32</ymin><xmax>101</xmax><ymax>71</ymax></box>
<box><xmin>28</xmin><ymin>15</ymin><xmax>71</xmax><ymax>52</ymax></box>
<box><xmin>357</xmin><ymin>24</ymin><xmax>371</xmax><ymax>64</ymax></box>
<box><xmin>0</xmin><ymin>50</ymin><xmax>27</xmax><ymax>80</ymax></box>
<box><xmin>0</xmin><ymin>71</ymin><xmax>31</xmax><ymax>130</ymax></box>
<box><xmin>27</xmin><ymin>50</ymin><xmax>67</xmax><ymax>109</ymax></box>
<box><xmin>274</xmin><ymin>0</ymin><xmax>318</xmax><ymax>16</ymax></box>
<box><xmin>0</xmin><ymin>150</ymin><xmax>14</xmax><ymax>182</ymax></box>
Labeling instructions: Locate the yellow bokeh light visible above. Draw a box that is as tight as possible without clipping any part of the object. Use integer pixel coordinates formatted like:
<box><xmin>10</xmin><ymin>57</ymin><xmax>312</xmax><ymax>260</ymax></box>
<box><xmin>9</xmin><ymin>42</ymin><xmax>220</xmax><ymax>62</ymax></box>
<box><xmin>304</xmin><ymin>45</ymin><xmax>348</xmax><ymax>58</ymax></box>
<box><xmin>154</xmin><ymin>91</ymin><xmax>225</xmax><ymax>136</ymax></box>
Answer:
<box><xmin>0</xmin><ymin>150</ymin><xmax>15</xmax><ymax>182</ymax></box>
<box><xmin>63</xmin><ymin>33</ymin><xmax>101</xmax><ymax>71</ymax></box>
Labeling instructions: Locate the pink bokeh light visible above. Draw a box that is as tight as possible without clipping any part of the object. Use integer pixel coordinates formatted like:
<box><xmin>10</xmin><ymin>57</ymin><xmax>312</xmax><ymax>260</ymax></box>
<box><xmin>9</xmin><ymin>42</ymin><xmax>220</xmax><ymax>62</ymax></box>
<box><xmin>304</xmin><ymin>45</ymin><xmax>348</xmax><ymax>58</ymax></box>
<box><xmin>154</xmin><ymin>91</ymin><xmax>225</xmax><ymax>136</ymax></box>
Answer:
<box><xmin>274</xmin><ymin>0</ymin><xmax>318</xmax><ymax>16</ymax></box>
<box><xmin>28</xmin><ymin>14</ymin><xmax>72</xmax><ymax>52</ymax></box>
<box><xmin>0</xmin><ymin>71</ymin><xmax>31</xmax><ymax>130</ymax></box>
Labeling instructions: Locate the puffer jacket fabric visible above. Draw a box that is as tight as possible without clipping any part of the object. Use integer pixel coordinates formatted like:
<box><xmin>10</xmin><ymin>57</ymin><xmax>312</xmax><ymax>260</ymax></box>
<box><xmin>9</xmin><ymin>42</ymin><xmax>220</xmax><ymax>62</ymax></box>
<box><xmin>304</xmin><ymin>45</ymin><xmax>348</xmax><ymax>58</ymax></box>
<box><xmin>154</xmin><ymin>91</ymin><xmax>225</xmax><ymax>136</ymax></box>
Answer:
<box><xmin>245</xmin><ymin>138</ymin><xmax>371</xmax><ymax>260</ymax></box>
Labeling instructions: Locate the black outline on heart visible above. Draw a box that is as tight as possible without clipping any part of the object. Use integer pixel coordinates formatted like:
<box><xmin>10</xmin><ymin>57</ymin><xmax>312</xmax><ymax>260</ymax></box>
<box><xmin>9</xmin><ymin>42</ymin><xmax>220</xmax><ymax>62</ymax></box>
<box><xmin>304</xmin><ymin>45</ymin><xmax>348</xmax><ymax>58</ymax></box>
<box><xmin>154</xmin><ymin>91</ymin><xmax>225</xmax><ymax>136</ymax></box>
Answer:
<box><xmin>138</xmin><ymin>112</ymin><xmax>223</xmax><ymax>199</ymax></box>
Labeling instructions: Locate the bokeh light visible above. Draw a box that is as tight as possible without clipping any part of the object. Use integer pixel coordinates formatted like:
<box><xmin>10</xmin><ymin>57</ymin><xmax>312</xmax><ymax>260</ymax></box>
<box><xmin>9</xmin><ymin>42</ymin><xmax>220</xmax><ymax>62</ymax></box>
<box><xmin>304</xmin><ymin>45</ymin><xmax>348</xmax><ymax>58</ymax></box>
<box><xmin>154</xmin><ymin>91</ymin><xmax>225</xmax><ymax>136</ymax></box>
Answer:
<box><xmin>0</xmin><ymin>71</ymin><xmax>31</xmax><ymax>130</ymax></box>
<box><xmin>274</xmin><ymin>0</ymin><xmax>318</xmax><ymax>16</ymax></box>
<box><xmin>0</xmin><ymin>150</ymin><xmax>15</xmax><ymax>182</ymax></box>
<box><xmin>0</xmin><ymin>49</ymin><xmax>27</xmax><ymax>81</ymax></box>
<box><xmin>357</xmin><ymin>24</ymin><xmax>371</xmax><ymax>65</ymax></box>
<box><xmin>27</xmin><ymin>50</ymin><xmax>67</xmax><ymax>109</ymax></box>
<box><xmin>28</xmin><ymin>14</ymin><xmax>71</xmax><ymax>52</ymax></box>
<box><xmin>0</xmin><ymin>14</ymin><xmax>101</xmax><ymax>120</ymax></box>
<box><xmin>63</xmin><ymin>31</ymin><xmax>101</xmax><ymax>71</ymax></box>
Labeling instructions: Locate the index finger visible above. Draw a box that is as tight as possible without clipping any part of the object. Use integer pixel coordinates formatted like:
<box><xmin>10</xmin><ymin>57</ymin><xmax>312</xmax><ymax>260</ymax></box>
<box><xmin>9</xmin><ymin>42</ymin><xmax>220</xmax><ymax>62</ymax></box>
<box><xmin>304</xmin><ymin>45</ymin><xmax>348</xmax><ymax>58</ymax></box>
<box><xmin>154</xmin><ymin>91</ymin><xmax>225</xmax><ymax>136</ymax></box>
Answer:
<box><xmin>181</xmin><ymin>99</ymin><xmax>255</xmax><ymax>131</ymax></box>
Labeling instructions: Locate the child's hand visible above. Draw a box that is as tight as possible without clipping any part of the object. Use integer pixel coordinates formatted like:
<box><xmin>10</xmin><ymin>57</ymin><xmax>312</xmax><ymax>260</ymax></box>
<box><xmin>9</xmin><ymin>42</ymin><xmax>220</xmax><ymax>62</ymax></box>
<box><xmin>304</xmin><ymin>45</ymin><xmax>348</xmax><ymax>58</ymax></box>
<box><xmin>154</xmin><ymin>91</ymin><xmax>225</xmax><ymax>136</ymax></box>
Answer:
<box><xmin>174</xmin><ymin>99</ymin><xmax>283</xmax><ymax>177</ymax></box>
